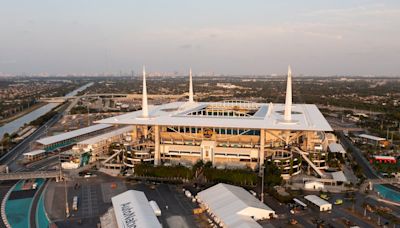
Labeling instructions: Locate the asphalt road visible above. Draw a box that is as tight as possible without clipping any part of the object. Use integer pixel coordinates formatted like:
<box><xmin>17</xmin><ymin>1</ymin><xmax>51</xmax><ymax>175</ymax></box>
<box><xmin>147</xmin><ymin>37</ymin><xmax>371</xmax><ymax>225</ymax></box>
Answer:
<box><xmin>337</xmin><ymin>131</ymin><xmax>380</xmax><ymax>179</ymax></box>
<box><xmin>0</xmin><ymin>103</ymin><xmax>67</xmax><ymax>171</ymax></box>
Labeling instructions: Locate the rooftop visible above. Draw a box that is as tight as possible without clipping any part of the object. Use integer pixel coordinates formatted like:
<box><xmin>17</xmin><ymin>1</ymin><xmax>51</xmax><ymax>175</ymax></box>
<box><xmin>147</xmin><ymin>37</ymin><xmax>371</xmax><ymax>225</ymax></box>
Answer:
<box><xmin>96</xmin><ymin>101</ymin><xmax>332</xmax><ymax>131</ymax></box>
<box><xmin>304</xmin><ymin>195</ymin><xmax>331</xmax><ymax>207</ymax></box>
<box><xmin>196</xmin><ymin>183</ymin><xmax>275</xmax><ymax>228</ymax></box>
<box><xmin>78</xmin><ymin>126</ymin><xmax>134</xmax><ymax>145</ymax></box>
<box><xmin>328</xmin><ymin>143</ymin><xmax>346</xmax><ymax>154</ymax></box>
<box><xmin>111</xmin><ymin>190</ymin><xmax>161</xmax><ymax>228</ymax></box>
<box><xmin>358</xmin><ymin>134</ymin><xmax>386</xmax><ymax>141</ymax></box>
<box><xmin>36</xmin><ymin>124</ymin><xmax>112</xmax><ymax>146</ymax></box>
<box><xmin>23</xmin><ymin>149</ymin><xmax>45</xmax><ymax>156</ymax></box>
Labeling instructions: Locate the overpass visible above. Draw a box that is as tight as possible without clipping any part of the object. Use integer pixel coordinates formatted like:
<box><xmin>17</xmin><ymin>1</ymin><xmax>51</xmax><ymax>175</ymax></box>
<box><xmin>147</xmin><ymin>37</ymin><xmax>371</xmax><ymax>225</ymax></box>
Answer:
<box><xmin>0</xmin><ymin>170</ymin><xmax>62</xmax><ymax>181</ymax></box>
<box><xmin>40</xmin><ymin>93</ymin><xmax>185</xmax><ymax>102</ymax></box>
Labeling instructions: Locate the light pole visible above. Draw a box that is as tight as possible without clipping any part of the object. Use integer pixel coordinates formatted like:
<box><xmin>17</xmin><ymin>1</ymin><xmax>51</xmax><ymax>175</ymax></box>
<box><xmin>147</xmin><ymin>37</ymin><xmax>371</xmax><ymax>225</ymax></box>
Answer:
<box><xmin>261</xmin><ymin>164</ymin><xmax>265</xmax><ymax>203</ymax></box>
<box><xmin>60</xmin><ymin>153</ymin><xmax>69</xmax><ymax>218</ymax></box>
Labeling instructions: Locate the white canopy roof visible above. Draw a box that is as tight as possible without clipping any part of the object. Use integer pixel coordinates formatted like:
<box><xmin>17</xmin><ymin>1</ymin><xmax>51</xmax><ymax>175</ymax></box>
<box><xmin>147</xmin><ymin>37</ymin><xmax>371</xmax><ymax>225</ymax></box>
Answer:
<box><xmin>196</xmin><ymin>183</ymin><xmax>275</xmax><ymax>228</ymax></box>
<box><xmin>36</xmin><ymin>124</ymin><xmax>112</xmax><ymax>145</ymax></box>
<box><xmin>111</xmin><ymin>190</ymin><xmax>161</xmax><ymax>228</ymax></box>
<box><xmin>23</xmin><ymin>149</ymin><xmax>45</xmax><ymax>156</ymax></box>
<box><xmin>328</xmin><ymin>143</ymin><xmax>346</xmax><ymax>154</ymax></box>
<box><xmin>96</xmin><ymin>101</ymin><xmax>332</xmax><ymax>132</ymax></box>
<box><xmin>78</xmin><ymin>126</ymin><xmax>134</xmax><ymax>145</ymax></box>
<box><xmin>304</xmin><ymin>195</ymin><xmax>331</xmax><ymax>207</ymax></box>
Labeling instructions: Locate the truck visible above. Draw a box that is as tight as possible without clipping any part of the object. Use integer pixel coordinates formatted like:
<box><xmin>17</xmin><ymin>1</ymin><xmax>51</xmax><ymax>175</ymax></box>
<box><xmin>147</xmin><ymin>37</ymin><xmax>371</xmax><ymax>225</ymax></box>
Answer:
<box><xmin>149</xmin><ymin>200</ymin><xmax>161</xmax><ymax>216</ymax></box>
<box><xmin>72</xmin><ymin>196</ymin><xmax>79</xmax><ymax>211</ymax></box>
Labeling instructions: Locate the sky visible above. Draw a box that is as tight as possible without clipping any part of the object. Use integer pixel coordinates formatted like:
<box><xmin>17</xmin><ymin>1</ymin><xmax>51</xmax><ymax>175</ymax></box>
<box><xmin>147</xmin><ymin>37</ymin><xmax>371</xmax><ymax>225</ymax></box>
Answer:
<box><xmin>0</xmin><ymin>0</ymin><xmax>399</xmax><ymax>76</ymax></box>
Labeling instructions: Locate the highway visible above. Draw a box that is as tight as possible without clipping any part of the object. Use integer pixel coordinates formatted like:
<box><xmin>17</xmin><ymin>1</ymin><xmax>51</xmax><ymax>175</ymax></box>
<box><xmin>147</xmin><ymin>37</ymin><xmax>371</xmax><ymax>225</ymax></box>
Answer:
<box><xmin>0</xmin><ymin>110</ymin><xmax>64</xmax><ymax>171</ymax></box>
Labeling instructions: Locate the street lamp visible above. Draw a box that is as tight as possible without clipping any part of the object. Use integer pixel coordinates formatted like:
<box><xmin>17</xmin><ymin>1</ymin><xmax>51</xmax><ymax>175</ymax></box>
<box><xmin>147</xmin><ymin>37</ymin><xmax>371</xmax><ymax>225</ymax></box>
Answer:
<box><xmin>260</xmin><ymin>164</ymin><xmax>265</xmax><ymax>203</ymax></box>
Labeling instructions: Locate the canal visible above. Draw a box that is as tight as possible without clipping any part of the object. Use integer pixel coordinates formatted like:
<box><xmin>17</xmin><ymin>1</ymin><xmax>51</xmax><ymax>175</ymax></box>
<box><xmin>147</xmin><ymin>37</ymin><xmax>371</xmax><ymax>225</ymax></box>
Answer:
<box><xmin>0</xmin><ymin>82</ymin><xmax>93</xmax><ymax>141</ymax></box>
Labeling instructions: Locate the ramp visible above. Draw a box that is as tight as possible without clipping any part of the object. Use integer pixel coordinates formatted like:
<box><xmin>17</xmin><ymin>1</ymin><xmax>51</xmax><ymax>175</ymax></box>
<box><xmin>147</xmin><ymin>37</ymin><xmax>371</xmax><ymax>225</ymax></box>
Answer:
<box><xmin>294</xmin><ymin>147</ymin><xmax>325</xmax><ymax>178</ymax></box>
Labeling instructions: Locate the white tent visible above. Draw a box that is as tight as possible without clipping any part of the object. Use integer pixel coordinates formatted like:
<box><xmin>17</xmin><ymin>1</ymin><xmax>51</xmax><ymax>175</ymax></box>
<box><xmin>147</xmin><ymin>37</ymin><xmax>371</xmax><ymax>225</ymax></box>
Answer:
<box><xmin>304</xmin><ymin>195</ymin><xmax>332</xmax><ymax>211</ymax></box>
<box><xmin>196</xmin><ymin>183</ymin><xmax>275</xmax><ymax>228</ymax></box>
<box><xmin>111</xmin><ymin>190</ymin><xmax>161</xmax><ymax>228</ymax></box>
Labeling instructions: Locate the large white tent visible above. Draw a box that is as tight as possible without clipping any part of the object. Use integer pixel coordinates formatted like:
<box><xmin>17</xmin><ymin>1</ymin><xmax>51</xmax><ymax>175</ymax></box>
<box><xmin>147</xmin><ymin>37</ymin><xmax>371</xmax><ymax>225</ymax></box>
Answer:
<box><xmin>304</xmin><ymin>195</ymin><xmax>332</xmax><ymax>211</ymax></box>
<box><xmin>196</xmin><ymin>183</ymin><xmax>275</xmax><ymax>228</ymax></box>
<box><xmin>111</xmin><ymin>190</ymin><xmax>161</xmax><ymax>228</ymax></box>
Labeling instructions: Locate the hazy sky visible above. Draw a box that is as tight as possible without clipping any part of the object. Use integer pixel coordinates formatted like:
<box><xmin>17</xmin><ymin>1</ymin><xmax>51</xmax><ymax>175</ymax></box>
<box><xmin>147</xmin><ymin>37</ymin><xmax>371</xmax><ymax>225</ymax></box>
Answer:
<box><xmin>0</xmin><ymin>0</ymin><xmax>399</xmax><ymax>76</ymax></box>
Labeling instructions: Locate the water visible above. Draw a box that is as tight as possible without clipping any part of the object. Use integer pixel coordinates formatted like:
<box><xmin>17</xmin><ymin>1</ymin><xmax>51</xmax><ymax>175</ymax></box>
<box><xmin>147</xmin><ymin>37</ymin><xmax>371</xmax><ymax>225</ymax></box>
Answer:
<box><xmin>0</xmin><ymin>82</ymin><xmax>93</xmax><ymax>140</ymax></box>
<box><xmin>374</xmin><ymin>184</ymin><xmax>400</xmax><ymax>203</ymax></box>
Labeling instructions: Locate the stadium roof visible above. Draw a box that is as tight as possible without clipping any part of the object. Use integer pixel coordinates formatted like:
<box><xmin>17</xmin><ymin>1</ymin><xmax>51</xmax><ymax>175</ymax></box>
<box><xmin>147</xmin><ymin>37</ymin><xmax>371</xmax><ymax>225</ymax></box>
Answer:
<box><xmin>96</xmin><ymin>101</ymin><xmax>332</xmax><ymax>131</ymax></box>
<box><xmin>78</xmin><ymin>126</ymin><xmax>134</xmax><ymax>145</ymax></box>
<box><xmin>36</xmin><ymin>124</ymin><xmax>112</xmax><ymax>146</ymax></box>
<box><xmin>196</xmin><ymin>183</ymin><xmax>275</xmax><ymax>228</ymax></box>
<box><xmin>112</xmin><ymin>190</ymin><xmax>161</xmax><ymax>228</ymax></box>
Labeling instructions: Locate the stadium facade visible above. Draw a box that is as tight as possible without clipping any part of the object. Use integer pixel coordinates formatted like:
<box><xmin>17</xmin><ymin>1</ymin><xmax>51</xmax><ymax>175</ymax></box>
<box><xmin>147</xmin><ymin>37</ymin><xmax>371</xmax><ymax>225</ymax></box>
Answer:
<box><xmin>96</xmin><ymin>66</ymin><xmax>333</xmax><ymax>178</ymax></box>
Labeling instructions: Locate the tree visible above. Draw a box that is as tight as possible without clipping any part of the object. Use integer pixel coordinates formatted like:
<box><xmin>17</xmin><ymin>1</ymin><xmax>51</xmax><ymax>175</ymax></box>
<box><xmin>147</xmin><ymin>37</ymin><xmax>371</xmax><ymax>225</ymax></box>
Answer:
<box><xmin>264</xmin><ymin>162</ymin><xmax>283</xmax><ymax>188</ymax></box>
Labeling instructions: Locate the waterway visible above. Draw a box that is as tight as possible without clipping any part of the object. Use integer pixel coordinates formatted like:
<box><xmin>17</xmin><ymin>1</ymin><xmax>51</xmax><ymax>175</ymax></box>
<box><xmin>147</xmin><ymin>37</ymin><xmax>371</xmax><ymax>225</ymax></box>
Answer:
<box><xmin>0</xmin><ymin>82</ymin><xmax>93</xmax><ymax>141</ymax></box>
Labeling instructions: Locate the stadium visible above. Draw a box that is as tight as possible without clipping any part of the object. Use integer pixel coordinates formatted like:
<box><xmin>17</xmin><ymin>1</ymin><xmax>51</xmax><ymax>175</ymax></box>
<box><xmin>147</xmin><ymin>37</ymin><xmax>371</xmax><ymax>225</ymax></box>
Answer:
<box><xmin>96</xmin><ymin>67</ymin><xmax>333</xmax><ymax>179</ymax></box>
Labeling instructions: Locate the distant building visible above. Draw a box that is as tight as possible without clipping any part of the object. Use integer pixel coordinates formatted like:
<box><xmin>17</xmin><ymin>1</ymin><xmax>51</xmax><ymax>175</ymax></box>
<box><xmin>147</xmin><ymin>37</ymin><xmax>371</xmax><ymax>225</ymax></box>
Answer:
<box><xmin>357</xmin><ymin>134</ymin><xmax>389</xmax><ymax>147</ymax></box>
<box><xmin>371</xmin><ymin>155</ymin><xmax>397</xmax><ymax>164</ymax></box>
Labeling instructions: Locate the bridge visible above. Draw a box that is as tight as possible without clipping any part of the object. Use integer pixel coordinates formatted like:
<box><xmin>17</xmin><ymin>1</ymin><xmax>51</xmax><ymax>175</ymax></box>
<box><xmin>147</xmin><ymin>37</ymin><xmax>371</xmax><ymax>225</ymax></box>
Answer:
<box><xmin>40</xmin><ymin>93</ymin><xmax>185</xmax><ymax>102</ymax></box>
<box><xmin>0</xmin><ymin>170</ymin><xmax>62</xmax><ymax>181</ymax></box>
<box><xmin>369</xmin><ymin>178</ymin><xmax>400</xmax><ymax>185</ymax></box>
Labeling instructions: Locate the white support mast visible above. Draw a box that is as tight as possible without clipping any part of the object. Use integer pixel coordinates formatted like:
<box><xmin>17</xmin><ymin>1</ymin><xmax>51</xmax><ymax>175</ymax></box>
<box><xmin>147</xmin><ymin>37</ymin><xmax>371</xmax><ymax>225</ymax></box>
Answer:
<box><xmin>189</xmin><ymin>68</ymin><xmax>194</xmax><ymax>103</ymax></box>
<box><xmin>141</xmin><ymin>65</ymin><xmax>149</xmax><ymax>118</ymax></box>
<box><xmin>284</xmin><ymin>65</ymin><xmax>292</xmax><ymax>121</ymax></box>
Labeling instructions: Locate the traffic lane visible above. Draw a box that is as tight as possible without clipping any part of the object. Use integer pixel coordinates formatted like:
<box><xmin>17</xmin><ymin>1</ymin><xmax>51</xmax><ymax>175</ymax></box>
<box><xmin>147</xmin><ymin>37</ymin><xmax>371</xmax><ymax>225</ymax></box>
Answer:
<box><xmin>3</xmin><ymin>114</ymin><xmax>61</xmax><ymax>170</ymax></box>
<box><xmin>338</xmin><ymin>132</ymin><xmax>379</xmax><ymax>179</ymax></box>
<box><xmin>25</xmin><ymin>155</ymin><xmax>59</xmax><ymax>171</ymax></box>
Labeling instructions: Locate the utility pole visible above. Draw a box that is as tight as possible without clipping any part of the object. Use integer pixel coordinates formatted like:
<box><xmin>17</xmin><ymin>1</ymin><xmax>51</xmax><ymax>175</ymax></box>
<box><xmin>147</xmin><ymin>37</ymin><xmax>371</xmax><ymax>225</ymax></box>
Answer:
<box><xmin>60</xmin><ymin>153</ymin><xmax>69</xmax><ymax>218</ymax></box>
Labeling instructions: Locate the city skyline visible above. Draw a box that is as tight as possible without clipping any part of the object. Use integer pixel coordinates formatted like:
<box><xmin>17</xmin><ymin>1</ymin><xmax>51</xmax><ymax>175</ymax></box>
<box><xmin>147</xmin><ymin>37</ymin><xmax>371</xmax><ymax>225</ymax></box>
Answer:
<box><xmin>1</xmin><ymin>1</ymin><xmax>400</xmax><ymax>76</ymax></box>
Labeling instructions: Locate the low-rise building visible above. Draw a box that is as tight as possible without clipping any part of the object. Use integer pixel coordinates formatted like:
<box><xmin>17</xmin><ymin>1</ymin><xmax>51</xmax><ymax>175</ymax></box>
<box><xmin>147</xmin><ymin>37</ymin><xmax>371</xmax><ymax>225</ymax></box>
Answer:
<box><xmin>304</xmin><ymin>195</ymin><xmax>332</xmax><ymax>212</ymax></box>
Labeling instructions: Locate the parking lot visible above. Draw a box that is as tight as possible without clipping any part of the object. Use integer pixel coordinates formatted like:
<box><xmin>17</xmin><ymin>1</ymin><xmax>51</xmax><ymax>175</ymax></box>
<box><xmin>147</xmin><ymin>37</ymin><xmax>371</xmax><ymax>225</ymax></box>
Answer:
<box><xmin>127</xmin><ymin>181</ymin><xmax>201</xmax><ymax>228</ymax></box>
<box><xmin>260</xmin><ymin>192</ymin><xmax>382</xmax><ymax>228</ymax></box>
<box><xmin>44</xmin><ymin>171</ymin><xmax>206</xmax><ymax>228</ymax></box>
